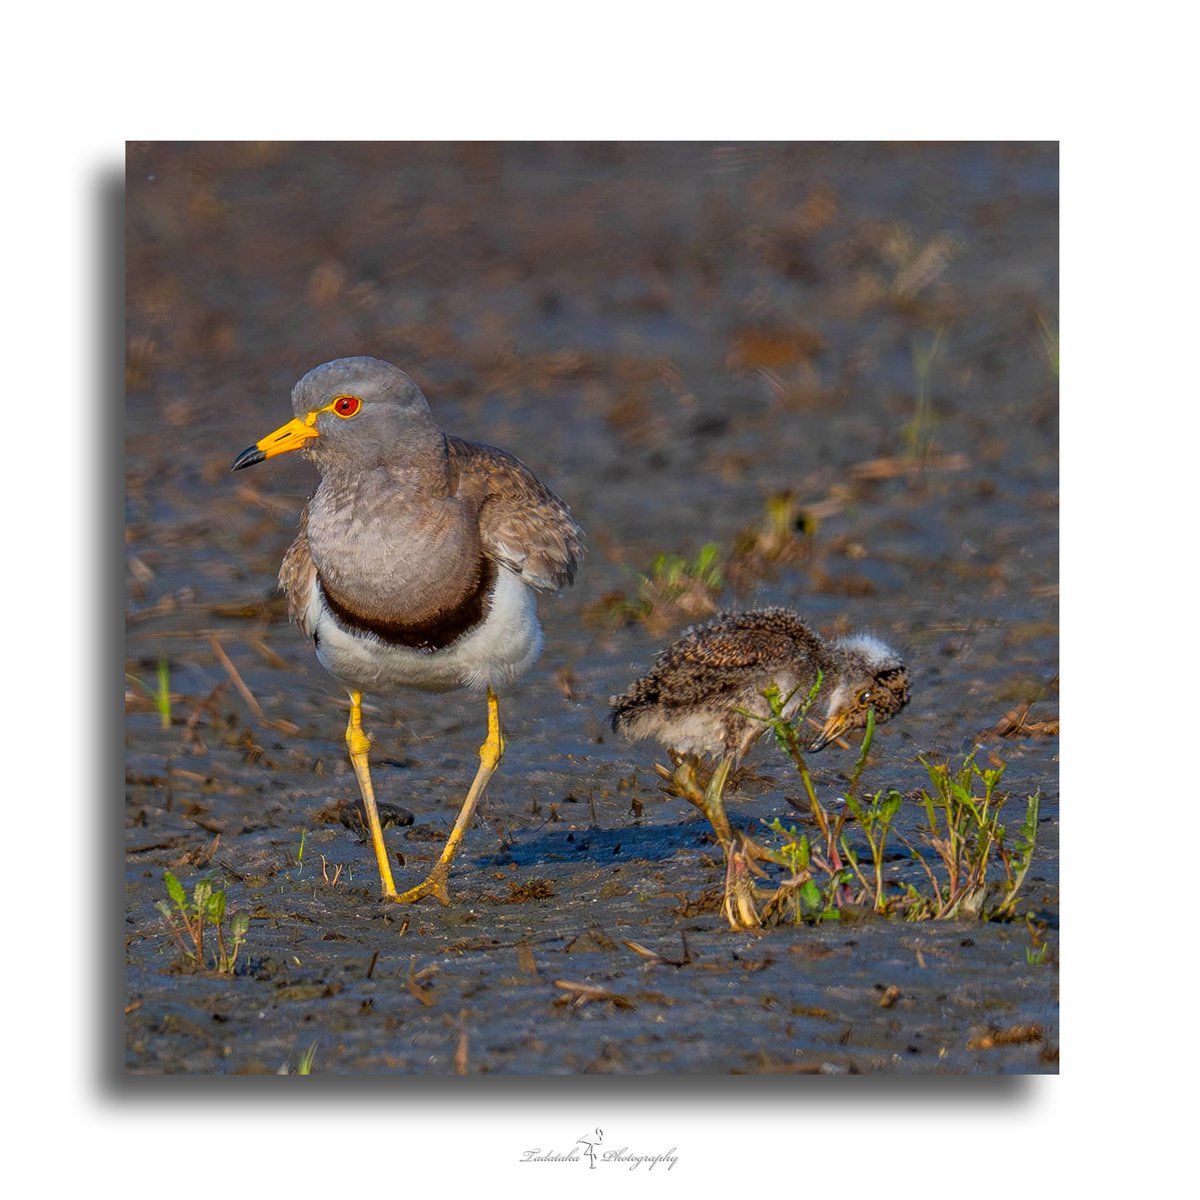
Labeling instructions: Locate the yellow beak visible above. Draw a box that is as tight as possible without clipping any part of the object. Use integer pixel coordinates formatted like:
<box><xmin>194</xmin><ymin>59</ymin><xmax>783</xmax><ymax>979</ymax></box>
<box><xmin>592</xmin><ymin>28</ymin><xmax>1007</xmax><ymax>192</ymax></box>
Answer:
<box><xmin>230</xmin><ymin>413</ymin><xmax>320</xmax><ymax>470</ymax></box>
<box><xmin>809</xmin><ymin>710</ymin><xmax>852</xmax><ymax>753</ymax></box>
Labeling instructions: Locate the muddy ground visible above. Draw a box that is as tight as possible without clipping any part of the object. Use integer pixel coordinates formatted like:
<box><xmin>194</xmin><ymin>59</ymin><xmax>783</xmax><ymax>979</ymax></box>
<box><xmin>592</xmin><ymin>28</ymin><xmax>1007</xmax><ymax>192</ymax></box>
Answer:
<box><xmin>125</xmin><ymin>142</ymin><xmax>1058</xmax><ymax>1074</ymax></box>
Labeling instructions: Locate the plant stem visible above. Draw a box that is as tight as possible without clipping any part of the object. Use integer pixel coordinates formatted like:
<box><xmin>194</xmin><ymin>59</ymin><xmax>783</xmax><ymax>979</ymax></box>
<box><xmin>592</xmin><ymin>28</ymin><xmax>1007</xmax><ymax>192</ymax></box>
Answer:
<box><xmin>156</xmin><ymin>658</ymin><xmax>171</xmax><ymax>730</ymax></box>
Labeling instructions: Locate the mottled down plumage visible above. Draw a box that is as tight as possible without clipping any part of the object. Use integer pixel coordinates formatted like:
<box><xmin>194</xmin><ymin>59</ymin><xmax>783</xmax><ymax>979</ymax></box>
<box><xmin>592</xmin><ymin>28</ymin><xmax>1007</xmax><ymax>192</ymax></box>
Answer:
<box><xmin>610</xmin><ymin>608</ymin><xmax>910</xmax><ymax>760</ymax></box>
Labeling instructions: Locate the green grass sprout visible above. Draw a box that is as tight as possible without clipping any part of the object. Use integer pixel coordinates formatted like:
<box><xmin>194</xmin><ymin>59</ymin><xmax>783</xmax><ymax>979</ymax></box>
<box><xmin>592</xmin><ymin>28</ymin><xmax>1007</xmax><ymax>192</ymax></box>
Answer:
<box><xmin>156</xmin><ymin>870</ymin><xmax>249</xmax><ymax>974</ymax></box>
<box><xmin>155</xmin><ymin>658</ymin><xmax>172</xmax><ymax>730</ymax></box>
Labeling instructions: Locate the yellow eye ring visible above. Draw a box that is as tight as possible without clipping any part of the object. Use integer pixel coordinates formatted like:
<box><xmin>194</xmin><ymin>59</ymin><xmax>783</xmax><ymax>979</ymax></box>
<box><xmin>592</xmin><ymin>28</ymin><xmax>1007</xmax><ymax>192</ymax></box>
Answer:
<box><xmin>331</xmin><ymin>394</ymin><xmax>362</xmax><ymax>418</ymax></box>
<box><xmin>857</xmin><ymin>689</ymin><xmax>872</xmax><ymax>707</ymax></box>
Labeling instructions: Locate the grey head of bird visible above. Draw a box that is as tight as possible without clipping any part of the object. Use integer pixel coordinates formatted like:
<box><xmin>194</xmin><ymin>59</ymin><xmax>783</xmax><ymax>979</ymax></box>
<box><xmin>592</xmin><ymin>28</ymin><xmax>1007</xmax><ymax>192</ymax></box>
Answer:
<box><xmin>231</xmin><ymin>356</ymin><xmax>439</xmax><ymax>474</ymax></box>
<box><xmin>810</xmin><ymin>632</ymin><xmax>910</xmax><ymax>752</ymax></box>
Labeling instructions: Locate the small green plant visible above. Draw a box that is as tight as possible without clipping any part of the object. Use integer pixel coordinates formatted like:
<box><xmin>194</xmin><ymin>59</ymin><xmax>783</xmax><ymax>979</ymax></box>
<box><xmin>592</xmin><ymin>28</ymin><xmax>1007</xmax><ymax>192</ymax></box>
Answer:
<box><xmin>156</xmin><ymin>870</ymin><xmax>249</xmax><ymax>974</ymax></box>
<box><xmin>659</xmin><ymin>682</ymin><xmax>1042</xmax><ymax>929</ymax></box>
<box><xmin>756</xmin><ymin>696</ymin><xmax>1040</xmax><ymax>923</ymax></box>
<box><xmin>722</xmin><ymin>677</ymin><xmax>851</xmax><ymax>925</ymax></box>
<box><xmin>760</xmin><ymin>817</ymin><xmax>851</xmax><ymax>924</ymax></box>
<box><xmin>155</xmin><ymin>657</ymin><xmax>172</xmax><ymax>730</ymax></box>
<box><xmin>761</xmin><ymin>676</ymin><xmax>828</xmax><ymax>834</ymax></box>
<box><xmin>839</xmin><ymin>788</ymin><xmax>904</xmax><ymax>913</ymax></box>
<box><xmin>1025</xmin><ymin>917</ymin><xmax>1051</xmax><ymax>965</ymax></box>
<box><xmin>276</xmin><ymin>1042</ymin><xmax>318</xmax><ymax>1075</ymax></box>
<box><xmin>904</xmin><ymin>325</ymin><xmax>945</xmax><ymax>460</ymax></box>
<box><xmin>895</xmin><ymin>753</ymin><xmax>1040</xmax><ymax>919</ymax></box>
<box><xmin>599</xmin><ymin>542</ymin><xmax>726</xmax><ymax>629</ymax></box>
<box><xmin>1036</xmin><ymin>313</ymin><xmax>1059</xmax><ymax>378</ymax></box>
<box><xmin>651</xmin><ymin>543</ymin><xmax>723</xmax><ymax>599</ymax></box>
<box><xmin>726</xmin><ymin>492</ymin><xmax>814</xmax><ymax>583</ymax></box>
<box><xmin>759</xmin><ymin>676</ymin><xmax>874</xmax><ymax>859</ymax></box>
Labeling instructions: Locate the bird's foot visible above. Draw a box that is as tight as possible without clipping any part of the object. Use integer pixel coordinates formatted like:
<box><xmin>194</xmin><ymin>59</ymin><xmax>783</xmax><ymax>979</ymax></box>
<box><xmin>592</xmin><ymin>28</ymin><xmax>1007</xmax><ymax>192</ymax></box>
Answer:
<box><xmin>389</xmin><ymin>862</ymin><xmax>451</xmax><ymax>907</ymax></box>
<box><xmin>722</xmin><ymin>840</ymin><xmax>764</xmax><ymax>930</ymax></box>
<box><xmin>655</xmin><ymin>758</ymin><xmax>710</xmax><ymax>804</ymax></box>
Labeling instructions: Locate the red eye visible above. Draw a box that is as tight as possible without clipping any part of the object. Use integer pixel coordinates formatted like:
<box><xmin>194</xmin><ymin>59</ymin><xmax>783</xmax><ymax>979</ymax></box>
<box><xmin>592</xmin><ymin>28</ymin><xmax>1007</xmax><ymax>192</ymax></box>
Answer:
<box><xmin>332</xmin><ymin>395</ymin><xmax>361</xmax><ymax>418</ymax></box>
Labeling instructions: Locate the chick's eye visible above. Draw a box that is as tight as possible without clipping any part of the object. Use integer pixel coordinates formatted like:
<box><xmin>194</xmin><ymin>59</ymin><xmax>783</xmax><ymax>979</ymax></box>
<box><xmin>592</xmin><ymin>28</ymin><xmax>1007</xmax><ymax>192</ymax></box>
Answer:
<box><xmin>857</xmin><ymin>690</ymin><xmax>872</xmax><ymax>706</ymax></box>
<box><xmin>332</xmin><ymin>395</ymin><xmax>361</xmax><ymax>418</ymax></box>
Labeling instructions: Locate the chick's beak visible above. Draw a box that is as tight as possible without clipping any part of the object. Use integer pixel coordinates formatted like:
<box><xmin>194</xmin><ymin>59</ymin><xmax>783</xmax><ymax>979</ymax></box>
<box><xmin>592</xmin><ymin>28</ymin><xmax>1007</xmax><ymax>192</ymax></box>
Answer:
<box><xmin>230</xmin><ymin>413</ymin><xmax>320</xmax><ymax>471</ymax></box>
<box><xmin>809</xmin><ymin>710</ymin><xmax>851</xmax><ymax>753</ymax></box>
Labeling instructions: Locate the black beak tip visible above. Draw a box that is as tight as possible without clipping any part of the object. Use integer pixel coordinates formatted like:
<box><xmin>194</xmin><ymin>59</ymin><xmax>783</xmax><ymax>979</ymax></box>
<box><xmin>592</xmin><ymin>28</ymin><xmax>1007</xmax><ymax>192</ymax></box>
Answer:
<box><xmin>230</xmin><ymin>446</ymin><xmax>266</xmax><ymax>472</ymax></box>
<box><xmin>807</xmin><ymin>735</ymin><xmax>830</xmax><ymax>753</ymax></box>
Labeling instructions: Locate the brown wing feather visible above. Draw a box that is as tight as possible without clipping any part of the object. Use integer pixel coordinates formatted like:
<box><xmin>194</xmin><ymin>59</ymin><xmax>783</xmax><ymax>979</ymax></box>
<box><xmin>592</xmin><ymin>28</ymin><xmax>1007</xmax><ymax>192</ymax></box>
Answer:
<box><xmin>278</xmin><ymin>505</ymin><xmax>317</xmax><ymax>637</ymax></box>
<box><xmin>446</xmin><ymin>436</ymin><xmax>583</xmax><ymax>591</ymax></box>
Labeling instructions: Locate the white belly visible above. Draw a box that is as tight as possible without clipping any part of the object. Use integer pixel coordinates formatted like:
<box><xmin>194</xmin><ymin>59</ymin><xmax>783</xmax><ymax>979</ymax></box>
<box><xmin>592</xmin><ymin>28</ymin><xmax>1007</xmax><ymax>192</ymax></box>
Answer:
<box><xmin>309</xmin><ymin>566</ymin><xmax>543</xmax><ymax>694</ymax></box>
<box><xmin>621</xmin><ymin>707</ymin><xmax>732</xmax><ymax>758</ymax></box>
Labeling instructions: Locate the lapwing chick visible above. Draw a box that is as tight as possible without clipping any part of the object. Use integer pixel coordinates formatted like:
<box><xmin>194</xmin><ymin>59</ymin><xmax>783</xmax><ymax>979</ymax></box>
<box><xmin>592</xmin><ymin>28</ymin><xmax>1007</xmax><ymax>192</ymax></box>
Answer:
<box><xmin>609</xmin><ymin>608</ymin><xmax>909</xmax><ymax>927</ymax></box>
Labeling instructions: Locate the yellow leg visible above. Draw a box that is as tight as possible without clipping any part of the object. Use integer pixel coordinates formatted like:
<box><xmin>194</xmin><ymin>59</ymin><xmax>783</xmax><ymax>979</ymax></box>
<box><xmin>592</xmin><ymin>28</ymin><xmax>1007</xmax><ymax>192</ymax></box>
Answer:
<box><xmin>680</xmin><ymin>756</ymin><xmax>764</xmax><ymax>929</ymax></box>
<box><xmin>698</xmin><ymin>756</ymin><xmax>735</xmax><ymax>849</ymax></box>
<box><xmin>346</xmin><ymin>690</ymin><xmax>398</xmax><ymax>899</ymax></box>
<box><xmin>392</xmin><ymin>686</ymin><xmax>505</xmax><ymax>906</ymax></box>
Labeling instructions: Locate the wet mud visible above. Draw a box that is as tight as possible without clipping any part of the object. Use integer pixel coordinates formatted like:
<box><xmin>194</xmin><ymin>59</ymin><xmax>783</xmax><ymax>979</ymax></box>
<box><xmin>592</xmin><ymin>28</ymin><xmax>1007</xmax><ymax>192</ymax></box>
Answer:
<box><xmin>126</xmin><ymin>142</ymin><xmax>1058</xmax><ymax>1074</ymax></box>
